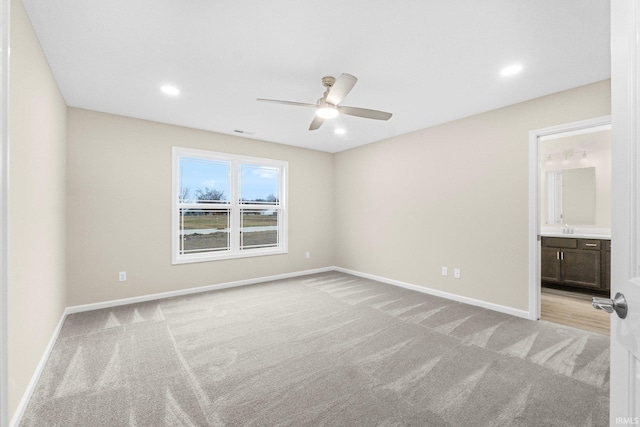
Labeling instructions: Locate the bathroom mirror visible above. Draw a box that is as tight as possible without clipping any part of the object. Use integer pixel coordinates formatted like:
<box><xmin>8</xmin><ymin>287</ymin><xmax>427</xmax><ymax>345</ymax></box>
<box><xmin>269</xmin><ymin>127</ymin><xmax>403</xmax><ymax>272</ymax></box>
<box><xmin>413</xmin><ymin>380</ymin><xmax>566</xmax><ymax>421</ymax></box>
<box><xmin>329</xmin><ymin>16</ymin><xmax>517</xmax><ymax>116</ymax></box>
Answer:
<box><xmin>545</xmin><ymin>167</ymin><xmax>596</xmax><ymax>225</ymax></box>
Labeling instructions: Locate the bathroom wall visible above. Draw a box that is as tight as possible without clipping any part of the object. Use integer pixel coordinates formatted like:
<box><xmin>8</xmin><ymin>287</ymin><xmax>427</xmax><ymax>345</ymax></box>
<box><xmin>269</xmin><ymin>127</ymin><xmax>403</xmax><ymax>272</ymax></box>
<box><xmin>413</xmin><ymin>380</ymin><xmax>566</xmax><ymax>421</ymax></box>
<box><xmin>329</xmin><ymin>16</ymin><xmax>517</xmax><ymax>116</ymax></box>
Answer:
<box><xmin>540</xmin><ymin>128</ymin><xmax>611</xmax><ymax>228</ymax></box>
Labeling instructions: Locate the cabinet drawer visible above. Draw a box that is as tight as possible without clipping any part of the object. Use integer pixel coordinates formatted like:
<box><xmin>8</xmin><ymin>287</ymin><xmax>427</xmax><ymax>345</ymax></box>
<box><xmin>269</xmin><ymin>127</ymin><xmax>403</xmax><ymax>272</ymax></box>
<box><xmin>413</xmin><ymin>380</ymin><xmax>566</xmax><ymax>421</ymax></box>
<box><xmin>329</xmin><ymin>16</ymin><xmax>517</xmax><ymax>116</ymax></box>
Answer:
<box><xmin>579</xmin><ymin>239</ymin><xmax>601</xmax><ymax>250</ymax></box>
<box><xmin>542</xmin><ymin>237</ymin><xmax>577</xmax><ymax>249</ymax></box>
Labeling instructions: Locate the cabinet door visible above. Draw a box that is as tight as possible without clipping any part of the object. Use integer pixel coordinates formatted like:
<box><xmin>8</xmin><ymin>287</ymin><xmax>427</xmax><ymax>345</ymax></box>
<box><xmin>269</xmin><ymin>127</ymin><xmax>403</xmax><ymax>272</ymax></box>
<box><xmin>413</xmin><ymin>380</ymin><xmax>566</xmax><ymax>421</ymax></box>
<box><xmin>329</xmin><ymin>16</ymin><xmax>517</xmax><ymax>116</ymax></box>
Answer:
<box><xmin>561</xmin><ymin>249</ymin><xmax>601</xmax><ymax>289</ymax></box>
<box><xmin>541</xmin><ymin>247</ymin><xmax>561</xmax><ymax>283</ymax></box>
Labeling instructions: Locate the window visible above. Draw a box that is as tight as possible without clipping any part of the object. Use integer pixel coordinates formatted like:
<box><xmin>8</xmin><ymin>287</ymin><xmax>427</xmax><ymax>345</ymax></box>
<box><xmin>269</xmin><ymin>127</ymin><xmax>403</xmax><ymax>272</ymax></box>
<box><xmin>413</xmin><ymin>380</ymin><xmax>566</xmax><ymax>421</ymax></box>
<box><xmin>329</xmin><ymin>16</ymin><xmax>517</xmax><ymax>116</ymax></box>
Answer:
<box><xmin>172</xmin><ymin>147</ymin><xmax>287</xmax><ymax>263</ymax></box>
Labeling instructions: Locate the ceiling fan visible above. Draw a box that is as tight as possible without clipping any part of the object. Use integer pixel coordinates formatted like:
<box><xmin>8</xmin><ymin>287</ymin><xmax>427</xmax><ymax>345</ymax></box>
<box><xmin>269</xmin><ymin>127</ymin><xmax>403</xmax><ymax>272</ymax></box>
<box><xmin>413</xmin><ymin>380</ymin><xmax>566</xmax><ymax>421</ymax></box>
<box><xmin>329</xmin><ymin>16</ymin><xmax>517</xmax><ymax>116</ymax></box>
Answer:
<box><xmin>257</xmin><ymin>73</ymin><xmax>393</xmax><ymax>131</ymax></box>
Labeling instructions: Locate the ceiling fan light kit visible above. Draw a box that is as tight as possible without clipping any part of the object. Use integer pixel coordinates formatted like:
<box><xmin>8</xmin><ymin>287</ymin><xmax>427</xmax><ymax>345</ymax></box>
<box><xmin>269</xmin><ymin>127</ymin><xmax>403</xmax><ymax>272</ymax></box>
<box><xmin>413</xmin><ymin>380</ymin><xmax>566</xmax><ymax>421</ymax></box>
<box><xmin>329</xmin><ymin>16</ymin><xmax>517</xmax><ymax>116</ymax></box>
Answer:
<box><xmin>316</xmin><ymin>106</ymin><xmax>339</xmax><ymax>119</ymax></box>
<box><xmin>258</xmin><ymin>73</ymin><xmax>392</xmax><ymax>131</ymax></box>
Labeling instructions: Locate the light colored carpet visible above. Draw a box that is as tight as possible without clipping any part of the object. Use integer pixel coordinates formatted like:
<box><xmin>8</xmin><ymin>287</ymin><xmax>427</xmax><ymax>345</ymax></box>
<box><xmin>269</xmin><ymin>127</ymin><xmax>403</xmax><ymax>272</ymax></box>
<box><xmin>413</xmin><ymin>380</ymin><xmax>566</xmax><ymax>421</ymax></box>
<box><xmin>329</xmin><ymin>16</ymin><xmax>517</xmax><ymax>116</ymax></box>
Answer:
<box><xmin>20</xmin><ymin>272</ymin><xmax>609</xmax><ymax>426</ymax></box>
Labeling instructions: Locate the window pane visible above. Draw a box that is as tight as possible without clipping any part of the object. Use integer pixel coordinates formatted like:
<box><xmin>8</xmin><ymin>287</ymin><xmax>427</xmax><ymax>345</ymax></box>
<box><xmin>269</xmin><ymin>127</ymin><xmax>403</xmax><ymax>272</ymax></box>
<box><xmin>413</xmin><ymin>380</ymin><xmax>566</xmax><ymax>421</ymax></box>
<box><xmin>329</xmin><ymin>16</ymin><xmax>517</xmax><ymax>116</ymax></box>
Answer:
<box><xmin>179</xmin><ymin>157</ymin><xmax>229</xmax><ymax>204</ymax></box>
<box><xmin>240</xmin><ymin>164</ymin><xmax>279</xmax><ymax>204</ymax></box>
<box><xmin>180</xmin><ymin>209</ymin><xmax>229</xmax><ymax>254</ymax></box>
<box><xmin>240</xmin><ymin>209</ymin><xmax>278</xmax><ymax>250</ymax></box>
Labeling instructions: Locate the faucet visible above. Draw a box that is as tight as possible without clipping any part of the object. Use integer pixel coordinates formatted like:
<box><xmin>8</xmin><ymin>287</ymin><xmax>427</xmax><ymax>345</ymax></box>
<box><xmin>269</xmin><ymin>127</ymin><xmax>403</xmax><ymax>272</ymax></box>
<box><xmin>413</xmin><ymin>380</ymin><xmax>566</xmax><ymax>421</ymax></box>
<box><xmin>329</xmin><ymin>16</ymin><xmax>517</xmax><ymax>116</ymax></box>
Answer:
<box><xmin>563</xmin><ymin>224</ymin><xmax>573</xmax><ymax>234</ymax></box>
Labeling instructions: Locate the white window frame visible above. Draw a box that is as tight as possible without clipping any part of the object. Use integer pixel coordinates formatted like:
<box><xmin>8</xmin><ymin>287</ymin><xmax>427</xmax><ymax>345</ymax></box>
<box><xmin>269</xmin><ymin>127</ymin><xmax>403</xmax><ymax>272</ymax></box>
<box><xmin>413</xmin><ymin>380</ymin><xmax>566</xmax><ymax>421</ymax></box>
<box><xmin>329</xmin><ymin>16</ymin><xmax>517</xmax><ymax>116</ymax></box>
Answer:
<box><xmin>172</xmin><ymin>147</ymin><xmax>288</xmax><ymax>264</ymax></box>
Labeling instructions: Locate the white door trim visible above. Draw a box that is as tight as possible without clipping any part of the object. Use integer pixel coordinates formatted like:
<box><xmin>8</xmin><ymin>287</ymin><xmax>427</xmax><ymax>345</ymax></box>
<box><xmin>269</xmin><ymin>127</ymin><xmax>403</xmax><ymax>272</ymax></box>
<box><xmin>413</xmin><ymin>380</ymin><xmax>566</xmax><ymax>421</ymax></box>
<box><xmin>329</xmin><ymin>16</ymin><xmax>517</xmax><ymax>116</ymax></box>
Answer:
<box><xmin>0</xmin><ymin>0</ymin><xmax>9</xmax><ymax>425</ymax></box>
<box><xmin>527</xmin><ymin>115</ymin><xmax>611</xmax><ymax>321</ymax></box>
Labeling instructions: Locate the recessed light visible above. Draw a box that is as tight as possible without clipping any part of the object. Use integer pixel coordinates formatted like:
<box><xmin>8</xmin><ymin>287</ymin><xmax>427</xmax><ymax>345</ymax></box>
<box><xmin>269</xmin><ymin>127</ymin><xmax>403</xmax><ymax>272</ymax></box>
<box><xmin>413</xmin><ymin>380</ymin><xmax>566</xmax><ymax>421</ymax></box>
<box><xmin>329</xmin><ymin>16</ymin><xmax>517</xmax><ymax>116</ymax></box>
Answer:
<box><xmin>161</xmin><ymin>84</ymin><xmax>180</xmax><ymax>96</ymax></box>
<box><xmin>334</xmin><ymin>128</ymin><xmax>346</xmax><ymax>135</ymax></box>
<box><xmin>500</xmin><ymin>64</ymin><xmax>523</xmax><ymax>77</ymax></box>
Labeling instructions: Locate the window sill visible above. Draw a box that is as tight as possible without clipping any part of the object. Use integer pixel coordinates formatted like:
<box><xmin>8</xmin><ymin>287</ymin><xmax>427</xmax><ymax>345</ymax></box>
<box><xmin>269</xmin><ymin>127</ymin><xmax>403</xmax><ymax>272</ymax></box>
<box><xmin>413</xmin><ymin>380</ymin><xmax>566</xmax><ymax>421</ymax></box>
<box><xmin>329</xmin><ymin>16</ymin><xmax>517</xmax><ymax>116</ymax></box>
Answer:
<box><xmin>172</xmin><ymin>248</ymin><xmax>288</xmax><ymax>265</ymax></box>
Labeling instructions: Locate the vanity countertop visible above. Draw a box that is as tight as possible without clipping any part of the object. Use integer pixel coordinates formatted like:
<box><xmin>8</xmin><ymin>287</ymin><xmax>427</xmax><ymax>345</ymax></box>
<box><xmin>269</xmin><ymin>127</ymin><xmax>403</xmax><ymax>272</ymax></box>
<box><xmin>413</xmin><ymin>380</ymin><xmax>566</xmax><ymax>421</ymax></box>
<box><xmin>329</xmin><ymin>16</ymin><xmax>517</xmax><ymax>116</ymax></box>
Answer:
<box><xmin>540</xmin><ymin>227</ymin><xmax>611</xmax><ymax>240</ymax></box>
<box><xmin>540</xmin><ymin>232</ymin><xmax>611</xmax><ymax>239</ymax></box>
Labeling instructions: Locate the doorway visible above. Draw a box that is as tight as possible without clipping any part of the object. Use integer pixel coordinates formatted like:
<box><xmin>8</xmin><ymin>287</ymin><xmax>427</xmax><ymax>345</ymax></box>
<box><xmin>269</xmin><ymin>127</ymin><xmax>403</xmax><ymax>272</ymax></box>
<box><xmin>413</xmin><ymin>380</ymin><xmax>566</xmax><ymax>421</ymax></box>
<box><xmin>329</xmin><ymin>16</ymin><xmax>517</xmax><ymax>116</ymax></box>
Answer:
<box><xmin>528</xmin><ymin>116</ymin><xmax>611</xmax><ymax>335</ymax></box>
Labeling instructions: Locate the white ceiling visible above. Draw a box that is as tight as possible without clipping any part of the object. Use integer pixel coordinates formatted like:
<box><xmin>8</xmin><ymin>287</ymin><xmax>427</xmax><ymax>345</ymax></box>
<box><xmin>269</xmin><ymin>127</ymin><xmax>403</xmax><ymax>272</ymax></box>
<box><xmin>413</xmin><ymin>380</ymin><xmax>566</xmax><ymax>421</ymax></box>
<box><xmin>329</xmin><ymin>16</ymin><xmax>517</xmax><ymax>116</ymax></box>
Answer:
<box><xmin>21</xmin><ymin>0</ymin><xmax>610</xmax><ymax>153</ymax></box>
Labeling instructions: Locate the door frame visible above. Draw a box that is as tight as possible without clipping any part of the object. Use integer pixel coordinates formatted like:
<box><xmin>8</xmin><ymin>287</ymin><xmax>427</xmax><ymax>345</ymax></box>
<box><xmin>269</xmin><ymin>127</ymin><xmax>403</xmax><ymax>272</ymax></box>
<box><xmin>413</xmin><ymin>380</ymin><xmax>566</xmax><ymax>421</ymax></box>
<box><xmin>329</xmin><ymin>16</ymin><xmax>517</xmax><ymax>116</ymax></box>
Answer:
<box><xmin>0</xmin><ymin>0</ymin><xmax>8</xmax><ymax>425</ymax></box>
<box><xmin>527</xmin><ymin>115</ymin><xmax>611</xmax><ymax>321</ymax></box>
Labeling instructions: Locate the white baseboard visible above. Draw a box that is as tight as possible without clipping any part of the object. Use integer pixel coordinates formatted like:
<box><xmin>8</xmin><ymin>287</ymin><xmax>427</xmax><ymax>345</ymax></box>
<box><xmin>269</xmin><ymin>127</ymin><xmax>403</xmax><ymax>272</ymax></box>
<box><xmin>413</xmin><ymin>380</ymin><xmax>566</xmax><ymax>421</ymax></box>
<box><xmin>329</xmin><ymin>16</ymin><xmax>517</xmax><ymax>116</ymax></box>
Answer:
<box><xmin>66</xmin><ymin>266</ymin><xmax>334</xmax><ymax>314</ymax></box>
<box><xmin>9</xmin><ymin>311</ymin><xmax>67</xmax><ymax>427</ymax></box>
<box><xmin>334</xmin><ymin>267</ymin><xmax>531</xmax><ymax>320</ymax></box>
<box><xmin>11</xmin><ymin>265</ymin><xmax>530</xmax><ymax>426</ymax></box>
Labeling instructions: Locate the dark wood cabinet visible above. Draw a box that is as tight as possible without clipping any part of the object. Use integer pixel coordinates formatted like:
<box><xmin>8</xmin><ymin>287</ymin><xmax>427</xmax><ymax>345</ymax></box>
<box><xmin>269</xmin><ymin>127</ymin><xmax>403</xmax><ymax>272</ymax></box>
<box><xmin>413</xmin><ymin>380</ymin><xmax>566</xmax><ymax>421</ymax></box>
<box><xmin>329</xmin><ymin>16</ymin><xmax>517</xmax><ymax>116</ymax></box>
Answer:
<box><xmin>541</xmin><ymin>237</ymin><xmax>610</xmax><ymax>293</ymax></box>
<box><xmin>601</xmin><ymin>240</ymin><xmax>611</xmax><ymax>291</ymax></box>
<box><xmin>541</xmin><ymin>247</ymin><xmax>562</xmax><ymax>282</ymax></box>
<box><xmin>561</xmin><ymin>249</ymin><xmax>601</xmax><ymax>288</ymax></box>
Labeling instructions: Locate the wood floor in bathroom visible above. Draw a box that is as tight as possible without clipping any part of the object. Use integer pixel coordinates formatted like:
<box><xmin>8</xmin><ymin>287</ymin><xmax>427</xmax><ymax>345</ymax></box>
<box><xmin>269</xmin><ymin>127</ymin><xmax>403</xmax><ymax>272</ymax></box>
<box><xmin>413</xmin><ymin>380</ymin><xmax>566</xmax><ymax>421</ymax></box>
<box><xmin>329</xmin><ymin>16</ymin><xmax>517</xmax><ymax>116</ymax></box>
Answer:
<box><xmin>541</xmin><ymin>287</ymin><xmax>610</xmax><ymax>335</ymax></box>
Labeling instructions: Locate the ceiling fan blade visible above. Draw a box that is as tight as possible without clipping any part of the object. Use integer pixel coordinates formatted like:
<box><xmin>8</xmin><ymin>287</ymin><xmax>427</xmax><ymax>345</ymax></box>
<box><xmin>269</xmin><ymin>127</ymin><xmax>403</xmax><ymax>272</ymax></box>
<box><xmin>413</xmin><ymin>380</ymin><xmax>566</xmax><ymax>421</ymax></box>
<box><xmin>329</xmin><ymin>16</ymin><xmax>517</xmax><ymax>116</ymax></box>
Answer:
<box><xmin>309</xmin><ymin>115</ymin><xmax>324</xmax><ymax>130</ymax></box>
<box><xmin>338</xmin><ymin>106</ymin><xmax>392</xmax><ymax>120</ymax></box>
<box><xmin>257</xmin><ymin>98</ymin><xmax>316</xmax><ymax>108</ymax></box>
<box><xmin>326</xmin><ymin>73</ymin><xmax>358</xmax><ymax>106</ymax></box>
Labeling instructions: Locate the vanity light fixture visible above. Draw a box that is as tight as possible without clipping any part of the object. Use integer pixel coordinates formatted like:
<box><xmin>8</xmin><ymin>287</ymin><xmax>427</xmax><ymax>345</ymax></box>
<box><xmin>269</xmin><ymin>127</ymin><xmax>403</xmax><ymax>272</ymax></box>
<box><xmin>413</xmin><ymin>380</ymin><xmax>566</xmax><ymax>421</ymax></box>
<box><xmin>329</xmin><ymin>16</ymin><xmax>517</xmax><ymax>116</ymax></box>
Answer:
<box><xmin>545</xmin><ymin>149</ymin><xmax>587</xmax><ymax>164</ymax></box>
<box><xmin>563</xmin><ymin>149</ymin><xmax>574</xmax><ymax>160</ymax></box>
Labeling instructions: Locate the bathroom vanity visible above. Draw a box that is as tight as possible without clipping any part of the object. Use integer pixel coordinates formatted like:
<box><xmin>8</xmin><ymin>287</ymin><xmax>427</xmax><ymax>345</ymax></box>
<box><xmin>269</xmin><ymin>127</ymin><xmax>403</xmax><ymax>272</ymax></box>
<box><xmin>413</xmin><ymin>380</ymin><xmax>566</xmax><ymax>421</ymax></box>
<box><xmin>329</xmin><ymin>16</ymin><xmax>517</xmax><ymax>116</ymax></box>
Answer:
<box><xmin>541</xmin><ymin>235</ymin><xmax>610</xmax><ymax>293</ymax></box>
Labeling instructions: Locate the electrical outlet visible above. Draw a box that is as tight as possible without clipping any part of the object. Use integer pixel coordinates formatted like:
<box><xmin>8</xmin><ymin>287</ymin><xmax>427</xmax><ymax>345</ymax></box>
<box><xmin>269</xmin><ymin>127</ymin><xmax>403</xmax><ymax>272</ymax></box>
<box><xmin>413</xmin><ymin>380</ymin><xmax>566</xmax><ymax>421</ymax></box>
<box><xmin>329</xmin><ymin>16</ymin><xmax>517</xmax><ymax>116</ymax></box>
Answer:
<box><xmin>441</xmin><ymin>266</ymin><xmax>448</xmax><ymax>277</ymax></box>
<box><xmin>119</xmin><ymin>271</ymin><xmax>127</xmax><ymax>282</ymax></box>
<box><xmin>454</xmin><ymin>269</ymin><xmax>461</xmax><ymax>279</ymax></box>
<box><xmin>305</xmin><ymin>251</ymin><xmax>311</xmax><ymax>259</ymax></box>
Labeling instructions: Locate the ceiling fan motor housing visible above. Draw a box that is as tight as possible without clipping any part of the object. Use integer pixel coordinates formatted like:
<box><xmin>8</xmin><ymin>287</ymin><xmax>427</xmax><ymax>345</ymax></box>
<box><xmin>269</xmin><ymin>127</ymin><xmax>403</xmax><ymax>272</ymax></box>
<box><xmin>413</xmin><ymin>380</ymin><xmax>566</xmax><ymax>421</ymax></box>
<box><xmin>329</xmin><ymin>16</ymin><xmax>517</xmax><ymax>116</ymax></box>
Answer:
<box><xmin>321</xmin><ymin>76</ymin><xmax>336</xmax><ymax>88</ymax></box>
<box><xmin>320</xmin><ymin>76</ymin><xmax>338</xmax><ymax>107</ymax></box>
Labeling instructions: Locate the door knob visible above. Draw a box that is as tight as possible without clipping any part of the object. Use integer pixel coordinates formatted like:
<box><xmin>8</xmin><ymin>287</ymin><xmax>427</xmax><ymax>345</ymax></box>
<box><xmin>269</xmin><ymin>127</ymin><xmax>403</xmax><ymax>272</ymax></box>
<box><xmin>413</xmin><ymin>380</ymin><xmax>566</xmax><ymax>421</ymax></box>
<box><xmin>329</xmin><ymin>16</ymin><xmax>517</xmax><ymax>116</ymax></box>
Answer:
<box><xmin>592</xmin><ymin>292</ymin><xmax>628</xmax><ymax>319</ymax></box>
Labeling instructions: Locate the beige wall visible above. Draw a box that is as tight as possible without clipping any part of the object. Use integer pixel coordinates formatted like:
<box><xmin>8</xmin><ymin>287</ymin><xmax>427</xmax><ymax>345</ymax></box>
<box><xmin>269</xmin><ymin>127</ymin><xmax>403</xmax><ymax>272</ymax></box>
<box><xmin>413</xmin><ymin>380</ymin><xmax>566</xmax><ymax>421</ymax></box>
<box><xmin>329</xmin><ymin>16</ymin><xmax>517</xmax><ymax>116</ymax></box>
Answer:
<box><xmin>66</xmin><ymin>109</ymin><xmax>334</xmax><ymax>306</ymax></box>
<box><xmin>8</xmin><ymin>0</ymin><xmax>67</xmax><ymax>418</ymax></box>
<box><xmin>334</xmin><ymin>80</ymin><xmax>611</xmax><ymax>311</ymax></box>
